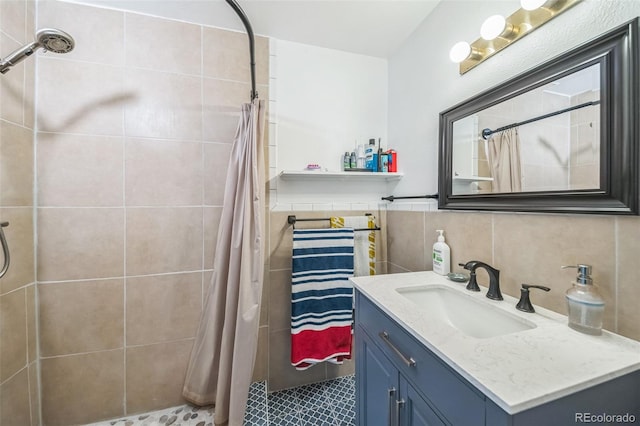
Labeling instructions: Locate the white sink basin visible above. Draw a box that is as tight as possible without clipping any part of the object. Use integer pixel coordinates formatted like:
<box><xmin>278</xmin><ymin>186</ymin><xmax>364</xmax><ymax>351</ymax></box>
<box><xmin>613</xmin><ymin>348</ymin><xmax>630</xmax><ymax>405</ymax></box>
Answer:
<box><xmin>395</xmin><ymin>285</ymin><xmax>536</xmax><ymax>339</ymax></box>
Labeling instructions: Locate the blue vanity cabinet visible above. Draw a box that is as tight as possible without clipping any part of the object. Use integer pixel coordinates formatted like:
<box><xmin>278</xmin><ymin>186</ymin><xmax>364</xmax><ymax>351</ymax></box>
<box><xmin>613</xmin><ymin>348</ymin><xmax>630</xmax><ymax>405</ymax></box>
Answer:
<box><xmin>355</xmin><ymin>289</ymin><xmax>640</xmax><ymax>426</ymax></box>
<box><xmin>355</xmin><ymin>323</ymin><xmax>396</xmax><ymax>425</ymax></box>
<box><xmin>355</xmin><ymin>323</ymin><xmax>445</xmax><ymax>426</ymax></box>
<box><xmin>400</xmin><ymin>375</ymin><xmax>447</xmax><ymax>426</ymax></box>
<box><xmin>355</xmin><ymin>290</ymin><xmax>485</xmax><ymax>426</ymax></box>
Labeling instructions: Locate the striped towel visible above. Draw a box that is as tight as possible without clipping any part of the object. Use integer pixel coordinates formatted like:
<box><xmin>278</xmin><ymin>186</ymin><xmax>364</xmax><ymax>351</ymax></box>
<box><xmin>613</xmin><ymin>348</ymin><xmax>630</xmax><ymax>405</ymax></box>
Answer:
<box><xmin>291</xmin><ymin>228</ymin><xmax>354</xmax><ymax>370</ymax></box>
<box><xmin>330</xmin><ymin>215</ymin><xmax>376</xmax><ymax>276</ymax></box>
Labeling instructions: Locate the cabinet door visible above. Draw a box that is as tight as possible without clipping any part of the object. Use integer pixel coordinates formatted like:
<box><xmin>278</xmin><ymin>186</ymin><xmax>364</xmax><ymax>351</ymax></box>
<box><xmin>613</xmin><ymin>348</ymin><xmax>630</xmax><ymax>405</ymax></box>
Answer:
<box><xmin>399</xmin><ymin>377</ymin><xmax>446</xmax><ymax>426</ymax></box>
<box><xmin>356</xmin><ymin>326</ymin><xmax>398</xmax><ymax>426</ymax></box>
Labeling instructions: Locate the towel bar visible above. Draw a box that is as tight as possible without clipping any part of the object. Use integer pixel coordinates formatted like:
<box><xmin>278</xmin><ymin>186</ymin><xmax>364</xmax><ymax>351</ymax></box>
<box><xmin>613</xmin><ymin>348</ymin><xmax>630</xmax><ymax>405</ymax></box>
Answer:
<box><xmin>287</xmin><ymin>215</ymin><xmax>381</xmax><ymax>232</ymax></box>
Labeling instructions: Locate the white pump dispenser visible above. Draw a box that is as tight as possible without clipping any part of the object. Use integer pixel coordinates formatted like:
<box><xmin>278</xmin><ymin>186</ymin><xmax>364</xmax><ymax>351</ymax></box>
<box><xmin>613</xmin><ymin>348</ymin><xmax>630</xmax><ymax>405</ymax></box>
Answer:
<box><xmin>432</xmin><ymin>230</ymin><xmax>451</xmax><ymax>275</ymax></box>
<box><xmin>563</xmin><ymin>264</ymin><xmax>605</xmax><ymax>335</ymax></box>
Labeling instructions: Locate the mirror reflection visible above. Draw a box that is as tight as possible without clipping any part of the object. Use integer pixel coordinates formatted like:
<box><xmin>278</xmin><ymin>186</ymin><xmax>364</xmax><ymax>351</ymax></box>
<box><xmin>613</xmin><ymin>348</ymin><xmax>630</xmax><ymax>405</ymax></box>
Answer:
<box><xmin>452</xmin><ymin>64</ymin><xmax>600</xmax><ymax>195</ymax></box>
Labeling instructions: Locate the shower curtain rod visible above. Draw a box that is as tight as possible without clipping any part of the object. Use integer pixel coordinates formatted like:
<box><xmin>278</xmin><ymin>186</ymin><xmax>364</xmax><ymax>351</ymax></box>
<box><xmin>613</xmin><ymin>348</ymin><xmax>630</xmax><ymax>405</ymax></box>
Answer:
<box><xmin>225</xmin><ymin>0</ymin><xmax>258</xmax><ymax>100</ymax></box>
<box><xmin>481</xmin><ymin>100</ymin><xmax>600</xmax><ymax>140</ymax></box>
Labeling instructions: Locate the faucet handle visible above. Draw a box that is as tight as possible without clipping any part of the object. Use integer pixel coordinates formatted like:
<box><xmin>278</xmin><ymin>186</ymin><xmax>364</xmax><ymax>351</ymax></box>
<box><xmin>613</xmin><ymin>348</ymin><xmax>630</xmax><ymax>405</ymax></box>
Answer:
<box><xmin>466</xmin><ymin>272</ymin><xmax>480</xmax><ymax>292</ymax></box>
<box><xmin>516</xmin><ymin>284</ymin><xmax>551</xmax><ymax>313</ymax></box>
<box><xmin>459</xmin><ymin>262</ymin><xmax>480</xmax><ymax>290</ymax></box>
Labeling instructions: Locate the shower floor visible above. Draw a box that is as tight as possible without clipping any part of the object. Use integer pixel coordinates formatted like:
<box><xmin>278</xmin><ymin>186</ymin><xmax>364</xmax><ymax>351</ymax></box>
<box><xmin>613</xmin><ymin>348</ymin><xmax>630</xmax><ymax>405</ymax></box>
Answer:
<box><xmin>88</xmin><ymin>375</ymin><xmax>355</xmax><ymax>426</ymax></box>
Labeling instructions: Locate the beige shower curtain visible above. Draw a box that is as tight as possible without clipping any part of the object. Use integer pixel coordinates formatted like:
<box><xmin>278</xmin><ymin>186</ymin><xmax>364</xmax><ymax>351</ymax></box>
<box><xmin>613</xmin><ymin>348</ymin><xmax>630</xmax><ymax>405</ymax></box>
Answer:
<box><xmin>487</xmin><ymin>127</ymin><xmax>522</xmax><ymax>193</ymax></box>
<box><xmin>183</xmin><ymin>99</ymin><xmax>266</xmax><ymax>425</ymax></box>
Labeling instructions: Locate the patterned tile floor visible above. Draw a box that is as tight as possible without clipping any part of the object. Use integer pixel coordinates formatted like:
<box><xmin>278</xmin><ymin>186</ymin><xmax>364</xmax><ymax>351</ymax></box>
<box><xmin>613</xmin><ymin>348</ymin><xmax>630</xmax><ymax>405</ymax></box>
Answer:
<box><xmin>88</xmin><ymin>375</ymin><xmax>355</xmax><ymax>426</ymax></box>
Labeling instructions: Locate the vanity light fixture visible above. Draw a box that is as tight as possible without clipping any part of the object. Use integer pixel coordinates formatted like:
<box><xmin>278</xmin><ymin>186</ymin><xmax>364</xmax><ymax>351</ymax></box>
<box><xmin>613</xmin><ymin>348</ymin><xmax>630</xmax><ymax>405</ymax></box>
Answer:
<box><xmin>480</xmin><ymin>15</ymin><xmax>509</xmax><ymax>41</ymax></box>
<box><xmin>449</xmin><ymin>41</ymin><xmax>471</xmax><ymax>63</ymax></box>
<box><xmin>520</xmin><ymin>0</ymin><xmax>548</xmax><ymax>11</ymax></box>
<box><xmin>450</xmin><ymin>0</ymin><xmax>582</xmax><ymax>74</ymax></box>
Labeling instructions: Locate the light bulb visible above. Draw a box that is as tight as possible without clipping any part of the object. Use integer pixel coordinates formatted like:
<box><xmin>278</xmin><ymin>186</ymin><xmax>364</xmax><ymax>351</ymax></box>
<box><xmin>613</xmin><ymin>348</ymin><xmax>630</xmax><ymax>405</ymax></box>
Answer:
<box><xmin>449</xmin><ymin>41</ymin><xmax>471</xmax><ymax>63</ymax></box>
<box><xmin>520</xmin><ymin>0</ymin><xmax>547</xmax><ymax>10</ymax></box>
<box><xmin>480</xmin><ymin>15</ymin><xmax>506</xmax><ymax>40</ymax></box>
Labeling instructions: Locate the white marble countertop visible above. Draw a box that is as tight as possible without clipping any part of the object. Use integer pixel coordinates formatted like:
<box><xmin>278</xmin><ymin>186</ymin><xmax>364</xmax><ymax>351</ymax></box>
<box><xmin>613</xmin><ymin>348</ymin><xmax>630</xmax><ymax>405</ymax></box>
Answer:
<box><xmin>351</xmin><ymin>271</ymin><xmax>640</xmax><ymax>414</ymax></box>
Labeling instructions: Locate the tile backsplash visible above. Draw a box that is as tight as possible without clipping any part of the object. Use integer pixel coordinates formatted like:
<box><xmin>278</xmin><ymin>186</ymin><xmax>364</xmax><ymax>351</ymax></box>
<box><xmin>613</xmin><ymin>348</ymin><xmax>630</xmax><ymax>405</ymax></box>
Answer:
<box><xmin>387</xmin><ymin>210</ymin><xmax>640</xmax><ymax>341</ymax></box>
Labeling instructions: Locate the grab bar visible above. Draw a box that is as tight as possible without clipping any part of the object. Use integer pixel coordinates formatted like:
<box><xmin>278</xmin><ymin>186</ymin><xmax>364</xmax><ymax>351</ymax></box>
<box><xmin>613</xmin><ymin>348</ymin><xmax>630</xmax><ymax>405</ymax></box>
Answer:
<box><xmin>0</xmin><ymin>222</ymin><xmax>10</xmax><ymax>279</ymax></box>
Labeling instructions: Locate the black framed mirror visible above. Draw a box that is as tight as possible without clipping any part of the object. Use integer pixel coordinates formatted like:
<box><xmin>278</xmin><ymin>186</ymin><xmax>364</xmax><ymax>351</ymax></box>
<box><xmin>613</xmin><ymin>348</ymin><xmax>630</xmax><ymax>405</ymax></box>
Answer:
<box><xmin>438</xmin><ymin>18</ymin><xmax>638</xmax><ymax>215</ymax></box>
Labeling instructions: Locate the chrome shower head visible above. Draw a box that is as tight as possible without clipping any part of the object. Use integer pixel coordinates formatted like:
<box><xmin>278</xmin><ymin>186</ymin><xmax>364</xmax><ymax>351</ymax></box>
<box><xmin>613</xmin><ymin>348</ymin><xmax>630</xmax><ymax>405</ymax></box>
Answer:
<box><xmin>0</xmin><ymin>28</ymin><xmax>74</xmax><ymax>74</ymax></box>
<box><xmin>36</xmin><ymin>28</ymin><xmax>75</xmax><ymax>54</ymax></box>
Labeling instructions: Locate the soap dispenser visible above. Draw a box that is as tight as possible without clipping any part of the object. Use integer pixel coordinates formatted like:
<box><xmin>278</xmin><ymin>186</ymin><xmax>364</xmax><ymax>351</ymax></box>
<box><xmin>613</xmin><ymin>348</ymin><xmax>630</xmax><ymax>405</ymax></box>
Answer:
<box><xmin>432</xmin><ymin>230</ymin><xmax>451</xmax><ymax>275</ymax></box>
<box><xmin>562</xmin><ymin>264</ymin><xmax>605</xmax><ymax>335</ymax></box>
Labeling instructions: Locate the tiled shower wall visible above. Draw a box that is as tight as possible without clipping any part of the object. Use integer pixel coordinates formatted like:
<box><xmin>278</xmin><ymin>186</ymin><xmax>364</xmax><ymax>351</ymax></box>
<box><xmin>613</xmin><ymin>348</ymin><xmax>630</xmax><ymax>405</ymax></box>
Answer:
<box><xmin>35</xmin><ymin>2</ymin><xmax>268</xmax><ymax>424</ymax></box>
<box><xmin>476</xmin><ymin>85</ymin><xmax>575</xmax><ymax>193</ymax></box>
<box><xmin>386</xmin><ymin>210</ymin><xmax>640</xmax><ymax>342</ymax></box>
<box><xmin>569</xmin><ymin>90</ymin><xmax>600</xmax><ymax>190</ymax></box>
<box><xmin>0</xmin><ymin>0</ymin><xmax>39</xmax><ymax>425</ymax></box>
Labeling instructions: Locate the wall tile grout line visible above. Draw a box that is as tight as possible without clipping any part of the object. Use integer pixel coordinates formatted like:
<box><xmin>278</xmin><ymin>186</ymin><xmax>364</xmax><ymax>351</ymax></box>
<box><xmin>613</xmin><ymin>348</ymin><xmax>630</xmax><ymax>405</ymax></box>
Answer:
<box><xmin>36</xmin><ymin>269</ymin><xmax>213</xmax><ymax>285</ymax></box>
<box><xmin>36</xmin><ymin>52</ymin><xmax>262</xmax><ymax>87</ymax></box>
<box><xmin>122</xmin><ymin>9</ymin><xmax>129</xmax><ymax>416</ymax></box>
<box><xmin>38</xmin><ymin>336</ymin><xmax>196</xmax><ymax>361</ymax></box>
<box><xmin>122</xmin><ymin>13</ymin><xmax>130</xmax><ymax>415</ymax></box>
<box><xmin>35</xmin><ymin>129</ymin><xmax>237</xmax><ymax>146</ymax></box>
<box><xmin>23</xmin><ymin>285</ymin><xmax>33</xmax><ymax>426</ymax></box>
<box><xmin>200</xmin><ymin>24</ymin><xmax>207</xmax><ymax>310</ymax></box>
<box><xmin>0</xmin><ymin>363</ymin><xmax>31</xmax><ymax>388</ymax></box>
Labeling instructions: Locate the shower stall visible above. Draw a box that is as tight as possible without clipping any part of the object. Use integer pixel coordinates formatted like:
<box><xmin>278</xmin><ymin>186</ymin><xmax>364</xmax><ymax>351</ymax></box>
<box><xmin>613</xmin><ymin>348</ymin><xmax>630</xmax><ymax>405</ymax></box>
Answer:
<box><xmin>0</xmin><ymin>0</ymin><xmax>275</xmax><ymax>424</ymax></box>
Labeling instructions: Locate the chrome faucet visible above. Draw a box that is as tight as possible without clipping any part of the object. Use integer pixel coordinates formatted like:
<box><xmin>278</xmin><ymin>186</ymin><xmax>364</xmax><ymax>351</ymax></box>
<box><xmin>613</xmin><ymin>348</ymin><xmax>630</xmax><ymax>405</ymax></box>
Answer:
<box><xmin>458</xmin><ymin>261</ymin><xmax>503</xmax><ymax>300</ymax></box>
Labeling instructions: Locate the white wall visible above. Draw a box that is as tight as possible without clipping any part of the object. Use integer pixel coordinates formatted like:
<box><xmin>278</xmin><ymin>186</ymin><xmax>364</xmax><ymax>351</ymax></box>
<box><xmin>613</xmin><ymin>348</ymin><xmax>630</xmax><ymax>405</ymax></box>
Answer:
<box><xmin>388</xmin><ymin>0</ymin><xmax>640</xmax><ymax>208</ymax></box>
<box><xmin>271</xmin><ymin>39</ymin><xmax>394</xmax><ymax>210</ymax></box>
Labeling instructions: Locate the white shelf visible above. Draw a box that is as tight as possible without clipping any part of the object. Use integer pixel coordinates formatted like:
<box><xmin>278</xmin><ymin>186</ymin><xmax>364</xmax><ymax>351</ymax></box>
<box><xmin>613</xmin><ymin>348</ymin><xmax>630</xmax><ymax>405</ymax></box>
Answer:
<box><xmin>279</xmin><ymin>170</ymin><xmax>403</xmax><ymax>181</ymax></box>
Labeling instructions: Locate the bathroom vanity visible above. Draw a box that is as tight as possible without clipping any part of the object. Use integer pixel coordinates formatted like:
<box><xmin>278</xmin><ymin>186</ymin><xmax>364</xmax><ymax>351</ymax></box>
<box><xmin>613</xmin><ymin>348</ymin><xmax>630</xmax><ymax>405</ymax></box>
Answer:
<box><xmin>353</xmin><ymin>272</ymin><xmax>640</xmax><ymax>426</ymax></box>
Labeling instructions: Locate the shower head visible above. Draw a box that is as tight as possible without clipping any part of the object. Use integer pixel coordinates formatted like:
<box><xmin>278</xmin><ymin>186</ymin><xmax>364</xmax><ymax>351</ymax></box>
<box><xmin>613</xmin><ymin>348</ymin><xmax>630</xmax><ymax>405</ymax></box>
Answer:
<box><xmin>0</xmin><ymin>28</ymin><xmax>74</xmax><ymax>74</ymax></box>
<box><xmin>36</xmin><ymin>28</ymin><xmax>75</xmax><ymax>54</ymax></box>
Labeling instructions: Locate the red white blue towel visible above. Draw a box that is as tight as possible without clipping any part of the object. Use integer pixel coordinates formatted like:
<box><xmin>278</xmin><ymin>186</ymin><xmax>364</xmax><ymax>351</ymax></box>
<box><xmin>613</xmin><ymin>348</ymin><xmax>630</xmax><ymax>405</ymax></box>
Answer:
<box><xmin>291</xmin><ymin>228</ymin><xmax>354</xmax><ymax>370</ymax></box>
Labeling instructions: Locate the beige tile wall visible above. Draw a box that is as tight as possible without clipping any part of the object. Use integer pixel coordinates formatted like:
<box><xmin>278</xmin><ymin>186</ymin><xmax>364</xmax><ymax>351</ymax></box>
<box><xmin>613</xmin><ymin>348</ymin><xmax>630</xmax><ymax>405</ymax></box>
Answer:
<box><xmin>387</xmin><ymin>210</ymin><xmax>640</xmax><ymax>342</ymax></box>
<box><xmin>35</xmin><ymin>1</ymin><xmax>269</xmax><ymax>424</ymax></box>
<box><xmin>0</xmin><ymin>0</ymin><xmax>39</xmax><ymax>425</ymax></box>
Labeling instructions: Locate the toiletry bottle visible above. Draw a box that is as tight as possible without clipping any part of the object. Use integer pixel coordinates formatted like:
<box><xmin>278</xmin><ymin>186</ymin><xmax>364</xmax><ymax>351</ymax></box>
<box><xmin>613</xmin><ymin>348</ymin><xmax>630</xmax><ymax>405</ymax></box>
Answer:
<box><xmin>387</xmin><ymin>149</ymin><xmax>397</xmax><ymax>173</ymax></box>
<box><xmin>377</xmin><ymin>138</ymin><xmax>383</xmax><ymax>172</ymax></box>
<box><xmin>381</xmin><ymin>154</ymin><xmax>389</xmax><ymax>172</ymax></box>
<box><xmin>343</xmin><ymin>152</ymin><xmax>351</xmax><ymax>170</ymax></box>
<box><xmin>350</xmin><ymin>151</ymin><xmax>357</xmax><ymax>169</ymax></box>
<box><xmin>356</xmin><ymin>144</ymin><xmax>366</xmax><ymax>169</ymax></box>
<box><xmin>365</xmin><ymin>139</ymin><xmax>376</xmax><ymax>170</ymax></box>
<box><xmin>563</xmin><ymin>264</ymin><xmax>605</xmax><ymax>335</ymax></box>
<box><xmin>432</xmin><ymin>230</ymin><xmax>451</xmax><ymax>275</ymax></box>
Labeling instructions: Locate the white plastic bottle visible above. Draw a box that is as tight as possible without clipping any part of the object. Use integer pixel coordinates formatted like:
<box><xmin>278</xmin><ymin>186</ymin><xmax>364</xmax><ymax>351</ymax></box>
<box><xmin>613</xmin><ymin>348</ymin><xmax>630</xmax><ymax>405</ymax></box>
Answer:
<box><xmin>432</xmin><ymin>230</ymin><xmax>451</xmax><ymax>275</ymax></box>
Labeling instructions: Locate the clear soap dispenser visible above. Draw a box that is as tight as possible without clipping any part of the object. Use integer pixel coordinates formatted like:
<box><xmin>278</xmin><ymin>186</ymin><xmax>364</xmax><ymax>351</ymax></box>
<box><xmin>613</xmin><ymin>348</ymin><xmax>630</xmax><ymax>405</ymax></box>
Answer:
<box><xmin>562</xmin><ymin>264</ymin><xmax>605</xmax><ymax>335</ymax></box>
